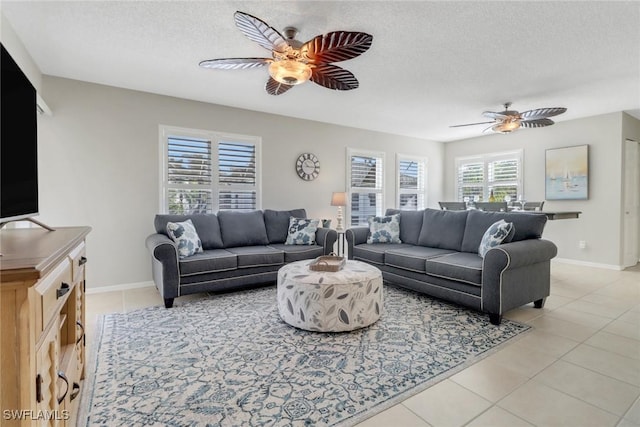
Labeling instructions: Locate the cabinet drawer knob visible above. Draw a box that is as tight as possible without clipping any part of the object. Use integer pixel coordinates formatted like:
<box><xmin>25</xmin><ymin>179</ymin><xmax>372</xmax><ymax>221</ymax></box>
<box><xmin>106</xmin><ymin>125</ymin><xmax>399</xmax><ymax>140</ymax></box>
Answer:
<box><xmin>79</xmin><ymin>256</ymin><xmax>88</xmax><ymax>266</ymax></box>
<box><xmin>36</xmin><ymin>374</ymin><xmax>43</xmax><ymax>403</ymax></box>
<box><xmin>56</xmin><ymin>282</ymin><xmax>70</xmax><ymax>299</ymax></box>
<box><xmin>70</xmin><ymin>382</ymin><xmax>80</xmax><ymax>401</ymax></box>
<box><xmin>76</xmin><ymin>320</ymin><xmax>85</xmax><ymax>345</ymax></box>
<box><xmin>57</xmin><ymin>371</ymin><xmax>69</xmax><ymax>404</ymax></box>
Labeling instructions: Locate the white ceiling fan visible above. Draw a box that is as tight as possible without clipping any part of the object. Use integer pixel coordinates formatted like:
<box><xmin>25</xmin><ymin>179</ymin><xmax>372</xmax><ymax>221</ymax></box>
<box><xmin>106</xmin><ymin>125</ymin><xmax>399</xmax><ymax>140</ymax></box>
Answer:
<box><xmin>199</xmin><ymin>11</ymin><xmax>373</xmax><ymax>96</ymax></box>
<box><xmin>450</xmin><ymin>103</ymin><xmax>567</xmax><ymax>134</ymax></box>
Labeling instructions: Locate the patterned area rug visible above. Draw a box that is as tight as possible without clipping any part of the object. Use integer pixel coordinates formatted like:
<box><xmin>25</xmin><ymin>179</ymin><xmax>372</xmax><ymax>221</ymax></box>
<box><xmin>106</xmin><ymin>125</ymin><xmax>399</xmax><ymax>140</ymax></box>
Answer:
<box><xmin>81</xmin><ymin>285</ymin><xmax>529</xmax><ymax>426</ymax></box>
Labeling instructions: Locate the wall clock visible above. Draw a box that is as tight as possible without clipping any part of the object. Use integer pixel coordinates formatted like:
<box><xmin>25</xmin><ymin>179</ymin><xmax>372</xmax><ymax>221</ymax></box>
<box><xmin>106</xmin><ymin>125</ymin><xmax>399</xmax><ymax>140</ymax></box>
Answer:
<box><xmin>295</xmin><ymin>153</ymin><xmax>320</xmax><ymax>181</ymax></box>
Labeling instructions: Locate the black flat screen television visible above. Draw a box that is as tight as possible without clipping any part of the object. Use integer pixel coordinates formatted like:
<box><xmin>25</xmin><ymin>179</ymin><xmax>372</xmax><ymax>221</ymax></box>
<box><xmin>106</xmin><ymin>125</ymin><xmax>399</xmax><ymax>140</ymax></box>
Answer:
<box><xmin>1</xmin><ymin>43</ymin><xmax>39</xmax><ymax>223</ymax></box>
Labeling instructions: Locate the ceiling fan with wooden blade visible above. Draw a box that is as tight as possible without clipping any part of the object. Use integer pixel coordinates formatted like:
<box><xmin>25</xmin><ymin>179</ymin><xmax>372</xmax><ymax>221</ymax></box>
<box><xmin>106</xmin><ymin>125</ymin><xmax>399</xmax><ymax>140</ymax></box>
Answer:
<box><xmin>199</xmin><ymin>11</ymin><xmax>373</xmax><ymax>95</ymax></box>
<box><xmin>450</xmin><ymin>103</ymin><xmax>567</xmax><ymax>134</ymax></box>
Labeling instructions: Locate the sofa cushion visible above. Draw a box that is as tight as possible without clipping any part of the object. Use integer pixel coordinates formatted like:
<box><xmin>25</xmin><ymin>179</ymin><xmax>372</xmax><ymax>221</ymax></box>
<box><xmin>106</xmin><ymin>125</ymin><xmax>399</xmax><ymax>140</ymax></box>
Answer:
<box><xmin>367</xmin><ymin>214</ymin><xmax>401</xmax><ymax>244</ymax></box>
<box><xmin>218</xmin><ymin>210</ymin><xmax>269</xmax><ymax>248</ymax></box>
<box><xmin>385</xmin><ymin>246</ymin><xmax>456</xmax><ymax>273</ymax></box>
<box><xmin>478</xmin><ymin>220</ymin><xmax>514</xmax><ymax>258</ymax></box>
<box><xmin>178</xmin><ymin>249</ymin><xmax>237</xmax><ymax>276</ymax></box>
<box><xmin>268</xmin><ymin>244</ymin><xmax>324</xmax><ymax>263</ymax></box>
<box><xmin>385</xmin><ymin>209</ymin><xmax>424</xmax><ymax>245</ymax></box>
<box><xmin>461</xmin><ymin>210</ymin><xmax>547</xmax><ymax>253</ymax></box>
<box><xmin>264</xmin><ymin>208</ymin><xmax>307</xmax><ymax>243</ymax></box>
<box><xmin>166</xmin><ymin>219</ymin><xmax>203</xmax><ymax>258</ymax></box>
<box><xmin>225</xmin><ymin>246</ymin><xmax>284</xmax><ymax>268</ymax></box>
<box><xmin>285</xmin><ymin>217</ymin><xmax>320</xmax><ymax>245</ymax></box>
<box><xmin>425</xmin><ymin>252</ymin><xmax>483</xmax><ymax>286</ymax></box>
<box><xmin>155</xmin><ymin>214</ymin><xmax>224</xmax><ymax>249</ymax></box>
<box><xmin>418</xmin><ymin>209</ymin><xmax>469</xmax><ymax>251</ymax></box>
<box><xmin>352</xmin><ymin>243</ymin><xmax>408</xmax><ymax>265</ymax></box>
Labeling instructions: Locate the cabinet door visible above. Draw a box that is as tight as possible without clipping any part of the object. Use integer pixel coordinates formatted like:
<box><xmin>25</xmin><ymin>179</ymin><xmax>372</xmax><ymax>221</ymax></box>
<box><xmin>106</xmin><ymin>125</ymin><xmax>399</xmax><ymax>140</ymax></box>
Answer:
<box><xmin>58</xmin><ymin>344</ymin><xmax>78</xmax><ymax>427</ymax></box>
<box><xmin>35</xmin><ymin>320</ymin><xmax>61</xmax><ymax>427</ymax></box>
<box><xmin>75</xmin><ymin>283</ymin><xmax>85</xmax><ymax>382</ymax></box>
<box><xmin>68</xmin><ymin>243</ymin><xmax>86</xmax><ymax>380</ymax></box>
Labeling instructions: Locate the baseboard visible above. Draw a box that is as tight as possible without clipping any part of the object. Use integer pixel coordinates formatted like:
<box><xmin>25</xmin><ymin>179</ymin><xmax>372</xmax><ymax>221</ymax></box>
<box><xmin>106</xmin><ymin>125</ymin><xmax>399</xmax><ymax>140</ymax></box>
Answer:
<box><xmin>86</xmin><ymin>281</ymin><xmax>155</xmax><ymax>295</ymax></box>
<box><xmin>553</xmin><ymin>258</ymin><xmax>624</xmax><ymax>271</ymax></box>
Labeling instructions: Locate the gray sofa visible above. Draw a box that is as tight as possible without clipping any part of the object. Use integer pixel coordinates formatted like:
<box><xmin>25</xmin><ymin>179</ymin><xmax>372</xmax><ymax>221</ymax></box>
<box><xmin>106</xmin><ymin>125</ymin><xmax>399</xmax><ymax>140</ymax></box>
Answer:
<box><xmin>346</xmin><ymin>208</ymin><xmax>557</xmax><ymax>324</ymax></box>
<box><xmin>146</xmin><ymin>209</ymin><xmax>337</xmax><ymax>308</ymax></box>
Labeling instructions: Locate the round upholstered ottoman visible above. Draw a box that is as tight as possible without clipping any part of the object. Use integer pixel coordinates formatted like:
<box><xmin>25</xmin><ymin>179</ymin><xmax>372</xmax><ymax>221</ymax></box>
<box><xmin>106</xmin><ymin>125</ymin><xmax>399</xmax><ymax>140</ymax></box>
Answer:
<box><xmin>277</xmin><ymin>260</ymin><xmax>383</xmax><ymax>332</ymax></box>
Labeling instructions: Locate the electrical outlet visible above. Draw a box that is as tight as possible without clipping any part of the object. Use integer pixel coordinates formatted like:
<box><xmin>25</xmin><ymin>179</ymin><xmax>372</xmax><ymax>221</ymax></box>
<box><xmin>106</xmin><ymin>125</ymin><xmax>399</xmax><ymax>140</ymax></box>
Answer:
<box><xmin>579</xmin><ymin>240</ymin><xmax>587</xmax><ymax>249</ymax></box>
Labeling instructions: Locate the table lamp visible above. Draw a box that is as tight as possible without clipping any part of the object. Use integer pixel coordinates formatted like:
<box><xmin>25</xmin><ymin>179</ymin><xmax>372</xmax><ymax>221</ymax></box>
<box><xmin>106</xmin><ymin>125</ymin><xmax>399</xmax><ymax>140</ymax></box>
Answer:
<box><xmin>331</xmin><ymin>192</ymin><xmax>347</xmax><ymax>231</ymax></box>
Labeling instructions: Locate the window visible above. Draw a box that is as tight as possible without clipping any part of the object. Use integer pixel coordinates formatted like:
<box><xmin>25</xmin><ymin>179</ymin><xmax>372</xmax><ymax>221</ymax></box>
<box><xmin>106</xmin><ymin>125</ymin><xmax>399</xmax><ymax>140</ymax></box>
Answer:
<box><xmin>165</xmin><ymin>136</ymin><xmax>213</xmax><ymax>214</ymax></box>
<box><xmin>160</xmin><ymin>126</ymin><xmax>261</xmax><ymax>214</ymax></box>
<box><xmin>347</xmin><ymin>149</ymin><xmax>384</xmax><ymax>226</ymax></box>
<box><xmin>455</xmin><ymin>150</ymin><xmax>522</xmax><ymax>203</ymax></box>
<box><xmin>397</xmin><ymin>154</ymin><xmax>427</xmax><ymax>210</ymax></box>
<box><xmin>217</xmin><ymin>141</ymin><xmax>258</xmax><ymax>210</ymax></box>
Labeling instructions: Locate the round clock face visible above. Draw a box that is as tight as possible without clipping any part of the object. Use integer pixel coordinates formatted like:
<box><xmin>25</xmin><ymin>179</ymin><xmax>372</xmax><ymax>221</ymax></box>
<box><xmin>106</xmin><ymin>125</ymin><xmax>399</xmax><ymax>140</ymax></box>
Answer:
<box><xmin>296</xmin><ymin>153</ymin><xmax>320</xmax><ymax>181</ymax></box>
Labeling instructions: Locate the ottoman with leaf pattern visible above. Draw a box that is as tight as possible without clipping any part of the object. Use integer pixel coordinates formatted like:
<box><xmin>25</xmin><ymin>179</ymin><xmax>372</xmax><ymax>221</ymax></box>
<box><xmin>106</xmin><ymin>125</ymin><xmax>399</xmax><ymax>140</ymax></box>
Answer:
<box><xmin>277</xmin><ymin>260</ymin><xmax>383</xmax><ymax>332</ymax></box>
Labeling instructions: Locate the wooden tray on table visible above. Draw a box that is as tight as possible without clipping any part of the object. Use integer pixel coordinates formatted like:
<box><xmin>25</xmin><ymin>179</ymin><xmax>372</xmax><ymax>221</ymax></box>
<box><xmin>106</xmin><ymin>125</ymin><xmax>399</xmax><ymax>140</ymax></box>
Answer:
<box><xmin>308</xmin><ymin>254</ymin><xmax>345</xmax><ymax>272</ymax></box>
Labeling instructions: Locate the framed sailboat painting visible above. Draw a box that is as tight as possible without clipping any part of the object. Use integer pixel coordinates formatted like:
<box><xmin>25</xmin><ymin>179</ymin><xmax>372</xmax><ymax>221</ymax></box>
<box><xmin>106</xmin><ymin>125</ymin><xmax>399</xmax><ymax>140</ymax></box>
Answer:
<box><xmin>545</xmin><ymin>145</ymin><xmax>589</xmax><ymax>200</ymax></box>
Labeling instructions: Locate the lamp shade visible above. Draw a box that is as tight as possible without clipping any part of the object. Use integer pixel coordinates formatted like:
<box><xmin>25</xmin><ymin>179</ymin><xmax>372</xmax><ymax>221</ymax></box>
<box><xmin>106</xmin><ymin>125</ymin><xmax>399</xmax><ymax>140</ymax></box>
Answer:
<box><xmin>331</xmin><ymin>192</ymin><xmax>347</xmax><ymax>206</ymax></box>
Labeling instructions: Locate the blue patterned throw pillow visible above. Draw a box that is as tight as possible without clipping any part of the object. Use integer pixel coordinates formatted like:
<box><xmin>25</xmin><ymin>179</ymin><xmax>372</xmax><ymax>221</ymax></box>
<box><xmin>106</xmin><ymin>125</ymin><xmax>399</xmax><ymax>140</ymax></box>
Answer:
<box><xmin>166</xmin><ymin>219</ymin><xmax>203</xmax><ymax>259</ymax></box>
<box><xmin>285</xmin><ymin>217</ymin><xmax>320</xmax><ymax>245</ymax></box>
<box><xmin>367</xmin><ymin>214</ymin><xmax>402</xmax><ymax>244</ymax></box>
<box><xmin>478</xmin><ymin>219</ymin><xmax>514</xmax><ymax>258</ymax></box>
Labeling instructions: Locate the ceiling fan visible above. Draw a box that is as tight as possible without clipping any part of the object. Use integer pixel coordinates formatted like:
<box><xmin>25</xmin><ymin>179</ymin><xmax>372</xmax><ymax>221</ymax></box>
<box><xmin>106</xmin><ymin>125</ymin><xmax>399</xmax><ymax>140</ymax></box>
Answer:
<box><xmin>199</xmin><ymin>11</ymin><xmax>373</xmax><ymax>96</ymax></box>
<box><xmin>450</xmin><ymin>103</ymin><xmax>567</xmax><ymax>134</ymax></box>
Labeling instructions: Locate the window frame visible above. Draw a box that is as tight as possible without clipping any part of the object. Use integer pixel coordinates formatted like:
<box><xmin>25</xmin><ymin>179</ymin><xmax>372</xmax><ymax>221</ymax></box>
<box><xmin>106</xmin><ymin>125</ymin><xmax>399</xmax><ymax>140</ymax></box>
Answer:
<box><xmin>346</xmin><ymin>148</ymin><xmax>385</xmax><ymax>227</ymax></box>
<box><xmin>454</xmin><ymin>150</ymin><xmax>523</xmax><ymax>203</ymax></box>
<box><xmin>396</xmin><ymin>154</ymin><xmax>427</xmax><ymax>210</ymax></box>
<box><xmin>159</xmin><ymin>125</ymin><xmax>262</xmax><ymax>213</ymax></box>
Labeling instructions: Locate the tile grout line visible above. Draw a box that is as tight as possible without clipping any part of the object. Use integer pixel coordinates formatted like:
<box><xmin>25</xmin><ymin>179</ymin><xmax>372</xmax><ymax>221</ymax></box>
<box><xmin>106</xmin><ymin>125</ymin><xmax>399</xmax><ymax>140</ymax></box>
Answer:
<box><xmin>523</xmin><ymin>371</ymin><xmax>636</xmax><ymax>422</ymax></box>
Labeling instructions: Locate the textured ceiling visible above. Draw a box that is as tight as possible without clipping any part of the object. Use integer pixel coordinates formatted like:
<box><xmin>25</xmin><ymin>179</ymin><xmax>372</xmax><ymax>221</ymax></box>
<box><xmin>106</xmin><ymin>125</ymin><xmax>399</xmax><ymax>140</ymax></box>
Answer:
<box><xmin>2</xmin><ymin>1</ymin><xmax>639</xmax><ymax>142</ymax></box>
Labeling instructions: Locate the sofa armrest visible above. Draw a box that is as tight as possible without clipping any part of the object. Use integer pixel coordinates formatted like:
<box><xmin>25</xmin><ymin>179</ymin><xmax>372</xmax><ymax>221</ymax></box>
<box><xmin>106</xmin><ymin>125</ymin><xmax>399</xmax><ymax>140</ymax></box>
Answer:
<box><xmin>145</xmin><ymin>233</ymin><xmax>180</xmax><ymax>300</ymax></box>
<box><xmin>484</xmin><ymin>239</ymin><xmax>558</xmax><ymax>270</ymax></box>
<box><xmin>316</xmin><ymin>227</ymin><xmax>338</xmax><ymax>255</ymax></box>
<box><xmin>345</xmin><ymin>227</ymin><xmax>369</xmax><ymax>259</ymax></box>
<box><xmin>482</xmin><ymin>238</ymin><xmax>557</xmax><ymax>315</ymax></box>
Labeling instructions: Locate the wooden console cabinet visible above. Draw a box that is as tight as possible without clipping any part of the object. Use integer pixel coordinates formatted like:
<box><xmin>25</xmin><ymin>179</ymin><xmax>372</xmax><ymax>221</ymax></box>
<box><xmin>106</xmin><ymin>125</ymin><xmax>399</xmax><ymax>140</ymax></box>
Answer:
<box><xmin>1</xmin><ymin>226</ymin><xmax>91</xmax><ymax>426</ymax></box>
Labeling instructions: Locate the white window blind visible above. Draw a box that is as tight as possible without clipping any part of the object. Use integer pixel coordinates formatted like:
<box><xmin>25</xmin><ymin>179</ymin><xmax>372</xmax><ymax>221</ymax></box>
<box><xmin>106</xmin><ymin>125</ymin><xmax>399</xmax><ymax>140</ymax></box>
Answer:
<box><xmin>457</xmin><ymin>161</ymin><xmax>484</xmax><ymax>201</ymax></box>
<box><xmin>218</xmin><ymin>141</ymin><xmax>257</xmax><ymax>210</ymax></box>
<box><xmin>348</xmin><ymin>149</ymin><xmax>384</xmax><ymax>226</ymax></box>
<box><xmin>487</xmin><ymin>157</ymin><xmax>519</xmax><ymax>201</ymax></box>
<box><xmin>167</xmin><ymin>136</ymin><xmax>213</xmax><ymax>214</ymax></box>
<box><xmin>397</xmin><ymin>155</ymin><xmax>427</xmax><ymax>210</ymax></box>
<box><xmin>161</xmin><ymin>126</ymin><xmax>261</xmax><ymax>214</ymax></box>
<box><xmin>455</xmin><ymin>150</ymin><xmax>522</xmax><ymax>203</ymax></box>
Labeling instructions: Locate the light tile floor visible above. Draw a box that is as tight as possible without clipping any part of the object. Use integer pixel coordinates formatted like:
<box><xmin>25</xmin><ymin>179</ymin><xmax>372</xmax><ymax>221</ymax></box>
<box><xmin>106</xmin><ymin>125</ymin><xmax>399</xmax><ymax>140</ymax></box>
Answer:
<box><xmin>85</xmin><ymin>261</ymin><xmax>640</xmax><ymax>427</ymax></box>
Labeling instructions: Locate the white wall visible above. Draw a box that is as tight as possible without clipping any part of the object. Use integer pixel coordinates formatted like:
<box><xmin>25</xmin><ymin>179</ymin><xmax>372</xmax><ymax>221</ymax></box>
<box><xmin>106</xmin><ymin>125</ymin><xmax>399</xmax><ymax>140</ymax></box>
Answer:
<box><xmin>36</xmin><ymin>76</ymin><xmax>444</xmax><ymax>288</ymax></box>
<box><xmin>445</xmin><ymin>112</ymin><xmax>640</xmax><ymax>268</ymax></box>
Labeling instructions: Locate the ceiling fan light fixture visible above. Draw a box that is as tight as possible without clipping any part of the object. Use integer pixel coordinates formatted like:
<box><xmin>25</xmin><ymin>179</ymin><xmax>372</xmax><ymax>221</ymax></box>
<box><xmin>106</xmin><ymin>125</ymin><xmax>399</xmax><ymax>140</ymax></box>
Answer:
<box><xmin>451</xmin><ymin>103</ymin><xmax>566</xmax><ymax>134</ymax></box>
<box><xmin>494</xmin><ymin>119</ymin><xmax>521</xmax><ymax>134</ymax></box>
<box><xmin>199</xmin><ymin>12</ymin><xmax>372</xmax><ymax>95</ymax></box>
<box><xmin>268</xmin><ymin>60</ymin><xmax>312</xmax><ymax>85</ymax></box>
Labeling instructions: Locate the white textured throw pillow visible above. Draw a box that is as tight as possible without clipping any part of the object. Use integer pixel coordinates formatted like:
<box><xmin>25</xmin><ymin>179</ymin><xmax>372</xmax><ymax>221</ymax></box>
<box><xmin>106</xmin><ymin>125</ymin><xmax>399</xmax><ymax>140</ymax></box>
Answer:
<box><xmin>478</xmin><ymin>219</ymin><xmax>514</xmax><ymax>258</ymax></box>
<box><xmin>285</xmin><ymin>217</ymin><xmax>320</xmax><ymax>245</ymax></box>
<box><xmin>166</xmin><ymin>219</ymin><xmax>203</xmax><ymax>258</ymax></box>
<box><xmin>367</xmin><ymin>214</ymin><xmax>402</xmax><ymax>244</ymax></box>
